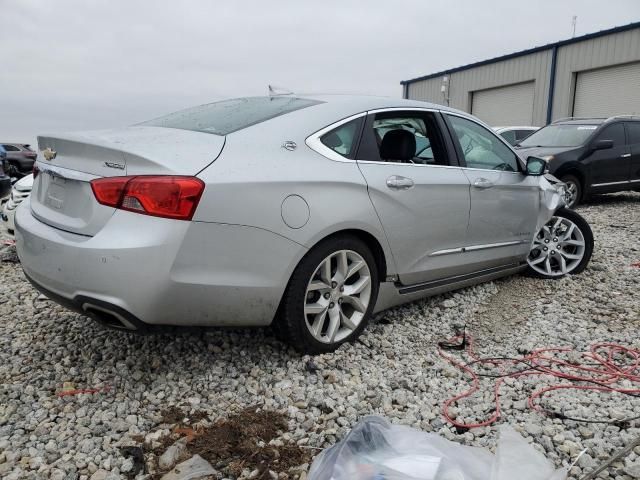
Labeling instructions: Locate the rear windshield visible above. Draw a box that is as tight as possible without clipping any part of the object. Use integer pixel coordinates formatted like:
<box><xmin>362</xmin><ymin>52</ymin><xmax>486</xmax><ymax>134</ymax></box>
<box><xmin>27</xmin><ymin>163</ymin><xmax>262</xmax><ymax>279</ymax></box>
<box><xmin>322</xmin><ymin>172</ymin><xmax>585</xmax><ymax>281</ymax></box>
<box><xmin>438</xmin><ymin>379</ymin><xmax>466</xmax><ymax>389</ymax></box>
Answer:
<box><xmin>519</xmin><ymin>124</ymin><xmax>598</xmax><ymax>148</ymax></box>
<box><xmin>139</xmin><ymin>96</ymin><xmax>322</xmax><ymax>135</ymax></box>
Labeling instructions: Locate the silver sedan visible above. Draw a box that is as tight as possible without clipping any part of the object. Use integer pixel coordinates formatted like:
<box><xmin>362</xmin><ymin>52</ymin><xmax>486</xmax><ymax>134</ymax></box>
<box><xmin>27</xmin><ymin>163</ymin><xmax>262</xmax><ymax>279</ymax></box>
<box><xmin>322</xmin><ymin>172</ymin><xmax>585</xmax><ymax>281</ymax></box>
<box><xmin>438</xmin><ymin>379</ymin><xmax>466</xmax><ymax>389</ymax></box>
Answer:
<box><xmin>15</xmin><ymin>95</ymin><xmax>593</xmax><ymax>353</ymax></box>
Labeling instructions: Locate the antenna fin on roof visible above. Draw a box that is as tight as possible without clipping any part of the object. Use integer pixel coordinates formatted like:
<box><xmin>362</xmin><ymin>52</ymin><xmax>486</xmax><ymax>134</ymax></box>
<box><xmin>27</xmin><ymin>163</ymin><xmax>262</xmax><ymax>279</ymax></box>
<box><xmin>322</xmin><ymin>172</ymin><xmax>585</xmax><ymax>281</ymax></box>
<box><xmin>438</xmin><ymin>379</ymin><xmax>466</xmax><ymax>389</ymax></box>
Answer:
<box><xmin>268</xmin><ymin>85</ymin><xmax>294</xmax><ymax>96</ymax></box>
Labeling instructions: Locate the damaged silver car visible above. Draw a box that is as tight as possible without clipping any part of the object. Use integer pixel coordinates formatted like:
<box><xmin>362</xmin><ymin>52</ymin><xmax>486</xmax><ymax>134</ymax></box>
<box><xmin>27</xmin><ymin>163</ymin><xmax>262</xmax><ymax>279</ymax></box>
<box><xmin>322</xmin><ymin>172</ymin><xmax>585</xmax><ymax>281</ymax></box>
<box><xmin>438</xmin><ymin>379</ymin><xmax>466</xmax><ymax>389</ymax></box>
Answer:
<box><xmin>15</xmin><ymin>95</ymin><xmax>593</xmax><ymax>353</ymax></box>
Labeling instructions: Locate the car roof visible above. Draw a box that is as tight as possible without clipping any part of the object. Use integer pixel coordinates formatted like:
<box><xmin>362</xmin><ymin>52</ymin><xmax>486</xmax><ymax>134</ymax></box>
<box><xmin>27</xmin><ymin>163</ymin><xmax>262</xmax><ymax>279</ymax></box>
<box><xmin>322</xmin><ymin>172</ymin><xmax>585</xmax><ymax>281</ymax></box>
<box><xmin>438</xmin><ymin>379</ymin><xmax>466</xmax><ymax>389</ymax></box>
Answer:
<box><xmin>494</xmin><ymin>126</ymin><xmax>539</xmax><ymax>131</ymax></box>
<box><xmin>552</xmin><ymin>118</ymin><xmax>606</xmax><ymax>125</ymax></box>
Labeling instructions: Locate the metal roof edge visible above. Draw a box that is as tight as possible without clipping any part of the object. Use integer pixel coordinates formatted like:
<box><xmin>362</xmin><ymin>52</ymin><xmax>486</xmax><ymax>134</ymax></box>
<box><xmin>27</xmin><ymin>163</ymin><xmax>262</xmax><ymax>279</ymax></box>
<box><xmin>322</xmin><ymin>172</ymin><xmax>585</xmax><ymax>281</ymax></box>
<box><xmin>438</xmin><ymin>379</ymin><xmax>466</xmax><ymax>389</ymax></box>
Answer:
<box><xmin>400</xmin><ymin>20</ymin><xmax>640</xmax><ymax>85</ymax></box>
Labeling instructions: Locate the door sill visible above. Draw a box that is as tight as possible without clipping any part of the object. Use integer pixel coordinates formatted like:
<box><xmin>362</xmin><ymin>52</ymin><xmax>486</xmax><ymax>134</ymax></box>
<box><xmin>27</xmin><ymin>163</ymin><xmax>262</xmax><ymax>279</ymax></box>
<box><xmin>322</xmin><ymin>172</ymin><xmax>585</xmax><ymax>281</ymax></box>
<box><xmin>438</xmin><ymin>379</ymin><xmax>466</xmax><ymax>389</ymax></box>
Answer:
<box><xmin>398</xmin><ymin>262</ymin><xmax>524</xmax><ymax>295</ymax></box>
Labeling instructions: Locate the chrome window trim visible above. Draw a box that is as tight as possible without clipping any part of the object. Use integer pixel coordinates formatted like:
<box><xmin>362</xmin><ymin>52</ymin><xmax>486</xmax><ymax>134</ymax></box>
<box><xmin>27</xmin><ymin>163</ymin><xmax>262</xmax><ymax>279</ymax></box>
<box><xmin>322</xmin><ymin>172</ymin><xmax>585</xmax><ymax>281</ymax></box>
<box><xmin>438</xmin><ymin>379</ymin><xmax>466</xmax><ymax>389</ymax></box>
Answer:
<box><xmin>305</xmin><ymin>112</ymin><xmax>368</xmax><ymax>163</ymax></box>
<box><xmin>306</xmin><ymin>107</ymin><xmax>442</xmax><ymax>165</ymax></box>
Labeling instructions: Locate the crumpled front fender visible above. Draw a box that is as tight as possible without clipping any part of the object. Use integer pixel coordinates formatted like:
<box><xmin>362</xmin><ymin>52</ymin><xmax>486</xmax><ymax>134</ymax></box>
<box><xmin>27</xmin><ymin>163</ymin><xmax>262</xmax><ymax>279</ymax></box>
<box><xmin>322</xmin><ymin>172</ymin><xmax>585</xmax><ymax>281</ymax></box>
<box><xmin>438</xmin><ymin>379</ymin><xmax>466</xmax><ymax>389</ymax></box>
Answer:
<box><xmin>535</xmin><ymin>174</ymin><xmax>567</xmax><ymax>234</ymax></box>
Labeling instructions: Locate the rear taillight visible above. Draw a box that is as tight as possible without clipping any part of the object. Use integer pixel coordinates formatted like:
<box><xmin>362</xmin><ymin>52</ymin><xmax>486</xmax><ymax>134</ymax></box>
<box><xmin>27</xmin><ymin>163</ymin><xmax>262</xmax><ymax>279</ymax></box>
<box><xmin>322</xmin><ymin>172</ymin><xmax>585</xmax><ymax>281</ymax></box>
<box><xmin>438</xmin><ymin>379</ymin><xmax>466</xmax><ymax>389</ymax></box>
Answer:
<box><xmin>90</xmin><ymin>176</ymin><xmax>205</xmax><ymax>221</ymax></box>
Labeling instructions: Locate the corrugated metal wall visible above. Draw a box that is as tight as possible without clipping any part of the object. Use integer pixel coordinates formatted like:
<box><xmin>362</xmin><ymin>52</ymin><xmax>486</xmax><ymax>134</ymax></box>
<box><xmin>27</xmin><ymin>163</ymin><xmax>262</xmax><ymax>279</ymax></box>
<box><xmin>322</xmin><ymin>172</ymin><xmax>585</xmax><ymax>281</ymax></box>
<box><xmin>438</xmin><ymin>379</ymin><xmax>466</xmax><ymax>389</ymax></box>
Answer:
<box><xmin>551</xmin><ymin>28</ymin><xmax>640</xmax><ymax>120</ymax></box>
<box><xmin>405</xmin><ymin>26</ymin><xmax>640</xmax><ymax>126</ymax></box>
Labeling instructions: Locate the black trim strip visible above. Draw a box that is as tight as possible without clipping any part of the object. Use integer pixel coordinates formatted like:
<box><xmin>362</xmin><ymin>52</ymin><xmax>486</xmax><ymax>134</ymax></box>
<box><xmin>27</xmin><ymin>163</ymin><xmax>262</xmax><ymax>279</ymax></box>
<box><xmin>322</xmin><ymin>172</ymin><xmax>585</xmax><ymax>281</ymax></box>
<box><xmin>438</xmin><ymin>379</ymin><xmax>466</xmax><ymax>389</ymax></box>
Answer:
<box><xmin>398</xmin><ymin>263</ymin><xmax>524</xmax><ymax>295</ymax></box>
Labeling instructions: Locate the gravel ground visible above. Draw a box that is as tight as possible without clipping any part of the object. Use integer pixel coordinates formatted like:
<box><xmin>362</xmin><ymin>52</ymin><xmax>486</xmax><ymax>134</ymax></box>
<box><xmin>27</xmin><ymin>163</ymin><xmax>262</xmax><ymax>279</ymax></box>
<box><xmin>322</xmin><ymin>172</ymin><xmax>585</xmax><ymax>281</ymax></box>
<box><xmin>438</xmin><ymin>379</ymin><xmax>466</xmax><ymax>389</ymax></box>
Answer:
<box><xmin>1</xmin><ymin>192</ymin><xmax>639</xmax><ymax>480</ymax></box>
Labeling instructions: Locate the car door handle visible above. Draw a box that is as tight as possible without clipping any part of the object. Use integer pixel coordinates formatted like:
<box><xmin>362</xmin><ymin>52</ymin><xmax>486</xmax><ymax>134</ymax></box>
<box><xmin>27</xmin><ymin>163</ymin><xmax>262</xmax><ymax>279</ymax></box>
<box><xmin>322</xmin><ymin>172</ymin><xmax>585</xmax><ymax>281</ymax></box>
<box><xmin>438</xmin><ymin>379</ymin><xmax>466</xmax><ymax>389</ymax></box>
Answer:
<box><xmin>473</xmin><ymin>178</ymin><xmax>494</xmax><ymax>189</ymax></box>
<box><xmin>386</xmin><ymin>175</ymin><xmax>414</xmax><ymax>190</ymax></box>
<box><xmin>621</xmin><ymin>153</ymin><xmax>631</xmax><ymax>158</ymax></box>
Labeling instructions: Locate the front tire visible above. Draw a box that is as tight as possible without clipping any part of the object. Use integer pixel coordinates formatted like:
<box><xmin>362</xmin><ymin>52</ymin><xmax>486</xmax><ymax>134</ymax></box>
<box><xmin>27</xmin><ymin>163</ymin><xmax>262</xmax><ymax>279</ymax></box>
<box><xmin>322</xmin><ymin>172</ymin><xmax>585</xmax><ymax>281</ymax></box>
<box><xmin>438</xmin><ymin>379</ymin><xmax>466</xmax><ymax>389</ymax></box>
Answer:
<box><xmin>279</xmin><ymin>235</ymin><xmax>379</xmax><ymax>354</ymax></box>
<box><xmin>560</xmin><ymin>174</ymin><xmax>582</xmax><ymax>208</ymax></box>
<box><xmin>526</xmin><ymin>208</ymin><xmax>593</xmax><ymax>278</ymax></box>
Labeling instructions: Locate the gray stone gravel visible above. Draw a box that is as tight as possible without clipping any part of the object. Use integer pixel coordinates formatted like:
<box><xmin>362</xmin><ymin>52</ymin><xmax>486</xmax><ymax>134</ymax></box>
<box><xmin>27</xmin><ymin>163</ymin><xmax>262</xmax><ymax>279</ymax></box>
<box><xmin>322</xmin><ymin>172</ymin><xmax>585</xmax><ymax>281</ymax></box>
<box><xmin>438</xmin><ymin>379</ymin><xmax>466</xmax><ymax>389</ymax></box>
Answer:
<box><xmin>1</xmin><ymin>192</ymin><xmax>639</xmax><ymax>480</ymax></box>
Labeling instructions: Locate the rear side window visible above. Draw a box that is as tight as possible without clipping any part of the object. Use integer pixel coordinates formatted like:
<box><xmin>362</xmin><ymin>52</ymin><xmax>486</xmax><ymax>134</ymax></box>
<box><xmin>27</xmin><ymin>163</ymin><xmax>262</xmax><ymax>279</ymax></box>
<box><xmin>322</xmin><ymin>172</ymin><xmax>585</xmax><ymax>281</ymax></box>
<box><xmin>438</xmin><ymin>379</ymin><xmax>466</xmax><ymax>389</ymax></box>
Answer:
<box><xmin>356</xmin><ymin>111</ymin><xmax>450</xmax><ymax>166</ymax></box>
<box><xmin>626</xmin><ymin>122</ymin><xmax>640</xmax><ymax>145</ymax></box>
<box><xmin>594</xmin><ymin>123</ymin><xmax>625</xmax><ymax>147</ymax></box>
<box><xmin>3</xmin><ymin>145</ymin><xmax>19</xmax><ymax>151</ymax></box>
<box><xmin>516</xmin><ymin>129</ymin><xmax>535</xmax><ymax>141</ymax></box>
<box><xmin>140</xmin><ymin>96</ymin><xmax>323</xmax><ymax>135</ymax></box>
<box><xmin>320</xmin><ymin>117</ymin><xmax>363</xmax><ymax>158</ymax></box>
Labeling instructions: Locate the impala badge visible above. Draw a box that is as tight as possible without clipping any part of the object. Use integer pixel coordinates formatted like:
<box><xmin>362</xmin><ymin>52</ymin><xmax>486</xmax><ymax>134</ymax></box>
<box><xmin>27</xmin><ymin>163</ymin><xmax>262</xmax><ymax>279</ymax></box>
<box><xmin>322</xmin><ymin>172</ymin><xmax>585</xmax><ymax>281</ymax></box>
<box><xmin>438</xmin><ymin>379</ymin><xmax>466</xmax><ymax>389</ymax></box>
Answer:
<box><xmin>43</xmin><ymin>148</ymin><xmax>57</xmax><ymax>161</ymax></box>
<box><xmin>104</xmin><ymin>162</ymin><xmax>125</xmax><ymax>170</ymax></box>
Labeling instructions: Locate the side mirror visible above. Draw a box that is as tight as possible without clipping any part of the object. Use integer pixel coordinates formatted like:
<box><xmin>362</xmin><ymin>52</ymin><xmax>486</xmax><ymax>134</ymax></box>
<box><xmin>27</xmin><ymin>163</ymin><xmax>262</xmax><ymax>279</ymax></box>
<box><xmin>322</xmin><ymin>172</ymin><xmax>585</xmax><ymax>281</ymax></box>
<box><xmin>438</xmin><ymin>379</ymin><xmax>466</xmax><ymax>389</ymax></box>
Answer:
<box><xmin>526</xmin><ymin>156</ymin><xmax>547</xmax><ymax>176</ymax></box>
<box><xmin>592</xmin><ymin>139</ymin><xmax>613</xmax><ymax>151</ymax></box>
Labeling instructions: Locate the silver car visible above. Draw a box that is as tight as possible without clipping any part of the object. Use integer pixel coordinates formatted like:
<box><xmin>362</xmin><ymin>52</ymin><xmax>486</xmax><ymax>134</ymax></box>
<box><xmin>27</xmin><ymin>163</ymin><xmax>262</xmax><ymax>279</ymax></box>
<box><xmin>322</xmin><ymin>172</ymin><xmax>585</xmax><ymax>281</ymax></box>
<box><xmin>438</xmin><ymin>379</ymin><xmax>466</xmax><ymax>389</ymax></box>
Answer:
<box><xmin>15</xmin><ymin>95</ymin><xmax>593</xmax><ymax>353</ymax></box>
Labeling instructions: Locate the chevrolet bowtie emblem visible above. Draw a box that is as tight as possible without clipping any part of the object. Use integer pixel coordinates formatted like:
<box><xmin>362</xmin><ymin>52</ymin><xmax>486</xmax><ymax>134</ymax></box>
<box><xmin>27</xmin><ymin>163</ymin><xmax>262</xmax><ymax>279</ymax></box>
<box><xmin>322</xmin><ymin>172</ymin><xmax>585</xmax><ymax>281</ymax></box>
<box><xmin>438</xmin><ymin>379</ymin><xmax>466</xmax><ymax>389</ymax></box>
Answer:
<box><xmin>43</xmin><ymin>148</ymin><xmax>57</xmax><ymax>161</ymax></box>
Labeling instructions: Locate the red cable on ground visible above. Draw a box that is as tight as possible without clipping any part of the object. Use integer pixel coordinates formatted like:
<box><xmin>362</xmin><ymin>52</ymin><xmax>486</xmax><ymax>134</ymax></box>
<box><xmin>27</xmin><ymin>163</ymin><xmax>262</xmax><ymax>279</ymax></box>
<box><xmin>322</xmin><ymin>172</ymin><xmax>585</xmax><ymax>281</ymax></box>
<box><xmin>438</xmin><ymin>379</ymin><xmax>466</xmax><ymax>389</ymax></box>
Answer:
<box><xmin>438</xmin><ymin>335</ymin><xmax>640</xmax><ymax>429</ymax></box>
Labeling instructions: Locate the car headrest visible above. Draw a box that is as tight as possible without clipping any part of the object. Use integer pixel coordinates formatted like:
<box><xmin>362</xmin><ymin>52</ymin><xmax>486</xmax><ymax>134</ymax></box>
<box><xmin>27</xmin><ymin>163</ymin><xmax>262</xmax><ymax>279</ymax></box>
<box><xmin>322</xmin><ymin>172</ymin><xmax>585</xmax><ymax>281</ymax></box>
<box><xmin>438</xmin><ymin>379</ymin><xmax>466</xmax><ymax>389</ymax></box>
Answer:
<box><xmin>380</xmin><ymin>129</ymin><xmax>416</xmax><ymax>162</ymax></box>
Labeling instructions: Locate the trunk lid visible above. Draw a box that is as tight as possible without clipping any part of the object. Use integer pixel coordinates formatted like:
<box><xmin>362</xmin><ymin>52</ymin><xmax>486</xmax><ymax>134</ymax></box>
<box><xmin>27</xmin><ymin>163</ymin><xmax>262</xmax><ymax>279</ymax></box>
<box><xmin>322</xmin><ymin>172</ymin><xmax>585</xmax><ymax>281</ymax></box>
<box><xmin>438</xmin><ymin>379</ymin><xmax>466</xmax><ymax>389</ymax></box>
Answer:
<box><xmin>31</xmin><ymin>126</ymin><xmax>224</xmax><ymax>236</ymax></box>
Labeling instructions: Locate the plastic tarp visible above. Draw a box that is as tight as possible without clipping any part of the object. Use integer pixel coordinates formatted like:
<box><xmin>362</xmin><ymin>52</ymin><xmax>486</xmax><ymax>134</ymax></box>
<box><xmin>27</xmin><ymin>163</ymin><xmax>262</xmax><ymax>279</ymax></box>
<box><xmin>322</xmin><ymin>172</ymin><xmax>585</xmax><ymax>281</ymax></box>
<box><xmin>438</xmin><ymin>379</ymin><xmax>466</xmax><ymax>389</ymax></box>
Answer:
<box><xmin>308</xmin><ymin>416</ymin><xmax>567</xmax><ymax>480</ymax></box>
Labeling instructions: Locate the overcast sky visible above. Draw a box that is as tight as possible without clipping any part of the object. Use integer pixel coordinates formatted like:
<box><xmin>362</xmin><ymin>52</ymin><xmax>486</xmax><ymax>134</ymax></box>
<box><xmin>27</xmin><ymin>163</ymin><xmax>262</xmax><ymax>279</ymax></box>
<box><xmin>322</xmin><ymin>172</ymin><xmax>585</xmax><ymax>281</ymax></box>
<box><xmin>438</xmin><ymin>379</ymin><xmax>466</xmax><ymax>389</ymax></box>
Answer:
<box><xmin>1</xmin><ymin>0</ymin><xmax>639</xmax><ymax>146</ymax></box>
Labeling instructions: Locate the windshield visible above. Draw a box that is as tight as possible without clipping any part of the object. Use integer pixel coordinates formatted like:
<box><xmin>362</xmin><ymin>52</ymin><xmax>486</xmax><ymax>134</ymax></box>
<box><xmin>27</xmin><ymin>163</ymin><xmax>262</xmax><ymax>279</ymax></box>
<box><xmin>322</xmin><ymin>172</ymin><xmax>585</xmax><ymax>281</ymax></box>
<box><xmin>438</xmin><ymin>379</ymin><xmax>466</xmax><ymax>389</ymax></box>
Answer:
<box><xmin>140</xmin><ymin>96</ymin><xmax>322</xmax><ymax>135</ymax></box>
<box><xmin>519</xmin><ymin>124</ymin><xmax>598</xmax><ymax>147</ymax></box>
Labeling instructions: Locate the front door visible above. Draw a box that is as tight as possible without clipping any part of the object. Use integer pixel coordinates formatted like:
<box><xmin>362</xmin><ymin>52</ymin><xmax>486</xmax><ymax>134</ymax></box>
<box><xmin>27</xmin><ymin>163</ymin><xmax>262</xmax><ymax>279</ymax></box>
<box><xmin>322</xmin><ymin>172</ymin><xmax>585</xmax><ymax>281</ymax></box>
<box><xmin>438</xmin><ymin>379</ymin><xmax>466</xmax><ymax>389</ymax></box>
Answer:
<box><xmin>625</xmin><ymin>121</ymin><xmax>640</xmax><ymax>185</ymax></box>
<box><xmin>444</xmin><ymin>113</ymin><xmax>541</xmax><ymax>271</ymax></box>
<box><xmin>587</xmin><ymin>122</ymin><xmax>631</xmax><ymax>189</ymax></box>
<box><xmin>355</xmin><ymin>110</ymin><xmax>472</xmax><ymax>285</ymax></box>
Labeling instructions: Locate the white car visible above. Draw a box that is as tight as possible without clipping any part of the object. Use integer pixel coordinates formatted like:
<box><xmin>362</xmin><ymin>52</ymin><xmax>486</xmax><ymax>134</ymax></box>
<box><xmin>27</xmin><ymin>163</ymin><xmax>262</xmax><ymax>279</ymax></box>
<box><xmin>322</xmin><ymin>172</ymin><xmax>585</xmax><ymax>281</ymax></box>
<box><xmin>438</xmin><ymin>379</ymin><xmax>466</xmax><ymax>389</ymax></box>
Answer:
<box><xmin>2</xmin><ymin>174</ymin><xmax>33</xmax><ymax>237</ymax></box>
<box><xmin>493</xmin><ymin>126</ymin><xmax>539</xmax><ymax>146</ymax></box>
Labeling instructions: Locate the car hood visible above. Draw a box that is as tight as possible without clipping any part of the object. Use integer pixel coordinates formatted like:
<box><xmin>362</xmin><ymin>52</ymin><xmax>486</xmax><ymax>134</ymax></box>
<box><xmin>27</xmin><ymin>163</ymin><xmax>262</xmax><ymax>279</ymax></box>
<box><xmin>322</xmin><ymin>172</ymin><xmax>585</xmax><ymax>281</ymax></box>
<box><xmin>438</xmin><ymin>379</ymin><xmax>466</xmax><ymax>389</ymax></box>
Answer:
<box><xmin>514</xmin><ymin>146</ymin><xmax>575</xmax><ymax>159</ymax></box>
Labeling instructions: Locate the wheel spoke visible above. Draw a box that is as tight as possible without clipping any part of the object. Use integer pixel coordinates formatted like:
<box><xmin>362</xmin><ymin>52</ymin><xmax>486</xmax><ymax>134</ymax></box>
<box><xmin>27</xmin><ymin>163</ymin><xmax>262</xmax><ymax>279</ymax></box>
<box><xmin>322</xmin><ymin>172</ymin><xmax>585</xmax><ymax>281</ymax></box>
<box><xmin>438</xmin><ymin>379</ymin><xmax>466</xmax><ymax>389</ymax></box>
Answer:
<box><xmin>544</xmin><ymin>257</ymin><xmax>552</xmax><ymax>275</ymax></box>
<box><xmin>561</xmin><ymin>224</ymin><xmax>575</xmax><ymax>241</ymax></box>
<box><xmin>560</xmin><ymin>251</ymin><xmax>582</xmax><ymax>260</ymax></box>
<box><xmin>326</xmin><ymin>307</ymin><xmax>340</xmax><ymax>342</ymax></box>
<box><xmin>307</xmin><ymin>280</ymin><xmax>330</xmax><ymax>291</ymax></box>
<box><xmin>342</xmin><ymin>295</ymin><xmax>366</xmax><ymax>313</ymax></box>
<box><xmin>343</xmin><ymin>275</ymin><xmax>371</xmax><ymax>296</ymax></box>
<box><xmin>528</xmin><ymin>254</ymin><xmax>547</xmax><ymax>265</ymax></box>
<box><xmin>304</xmin><ymin>303</ymin><xmax>326</xmax><ymax>316</ymax></box>
<box><xmin>560</xmin><ymin>238</ymin><xmax>584</xmax><ymax>247</ymax></box>
<box><xmin>558</xmin><ymin>254</ymin><xmax>567</xmax><ymax>274</ymax></box>
<box><xmin>340</xmin><ymin>309</ymin><xmax>357</xmax><ymax>331</ymax></box>
<box><xmin>319</xmin><ymin>258</ymin><xmax>332</xmax><ymax>284</ymax></box>
<box><xmin>336</xmin><ymin>251</ymin><xmax>348</xmax><ymax>281</ymax></box>
<box><xmin>309</xmin><ymin>310</ymin><xmax>327</xmax><ymax>337</ymax></box>
<box><xmin>346</xmin><ymin>260</ymin><xmax>365</xmax><ymax>280</ymax></box>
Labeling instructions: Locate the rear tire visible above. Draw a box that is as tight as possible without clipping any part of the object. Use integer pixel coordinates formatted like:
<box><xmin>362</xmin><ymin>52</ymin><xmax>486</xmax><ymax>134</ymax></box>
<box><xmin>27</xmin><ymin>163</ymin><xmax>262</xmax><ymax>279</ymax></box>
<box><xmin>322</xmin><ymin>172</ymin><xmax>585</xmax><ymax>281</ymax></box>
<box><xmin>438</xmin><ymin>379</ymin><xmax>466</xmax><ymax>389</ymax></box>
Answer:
<box><xmin>279</xmin><ymin>235</ymin><xmax>379</xmax><ymax>354</ymax></box>
<box><xmin>560</xmin><ymin>174</ymin><xmax>582</xmax><ymax>208</ymax></box>
<box><xmin>526</xmin><ymin>208</ymin><xmax>593</xmax><ymax>279</ymax></box>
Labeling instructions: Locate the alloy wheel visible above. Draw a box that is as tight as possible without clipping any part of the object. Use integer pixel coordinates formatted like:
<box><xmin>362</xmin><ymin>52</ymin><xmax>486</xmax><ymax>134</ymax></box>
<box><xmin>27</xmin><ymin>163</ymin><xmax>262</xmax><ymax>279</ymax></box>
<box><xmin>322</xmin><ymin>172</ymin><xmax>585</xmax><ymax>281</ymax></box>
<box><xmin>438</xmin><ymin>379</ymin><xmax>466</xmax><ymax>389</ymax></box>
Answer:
<box><xmin>563</xmin><ymin>180</ymin><xmax>579</xmax><ymax>207</ymax></box>
<box><xmin>303</xmin><ymin>250</ymin><xmax>372</xmax><ymax>344</ymax></box>
<box><xmin>527</xmin><ymin>216</ymin><xmax>586</xmax><ymax>277</ymax></box>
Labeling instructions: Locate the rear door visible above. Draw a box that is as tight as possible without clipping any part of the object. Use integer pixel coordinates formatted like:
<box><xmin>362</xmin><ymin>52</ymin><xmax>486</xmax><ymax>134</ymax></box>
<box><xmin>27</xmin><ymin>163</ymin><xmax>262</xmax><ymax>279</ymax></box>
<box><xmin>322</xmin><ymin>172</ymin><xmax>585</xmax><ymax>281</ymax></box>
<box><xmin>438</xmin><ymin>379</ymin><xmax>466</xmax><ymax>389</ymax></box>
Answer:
<box><xmin>355</xmin><ymin>109</ymin><xmax>472</xmax><ymax>285</ymax></box>
<box><xmin>587</xmin><ymin>122</ymin><xmax>631</xmax><ymax>189</ymax></box>
<box><xmin>625</xmin><ymin>122</ymin><xmax>640</xmax><ymax>185</ymax></box>
<box><xmin>444</xmin><ymin>113</ymin><xmax>540</xmax><ymax>271</ymax></box>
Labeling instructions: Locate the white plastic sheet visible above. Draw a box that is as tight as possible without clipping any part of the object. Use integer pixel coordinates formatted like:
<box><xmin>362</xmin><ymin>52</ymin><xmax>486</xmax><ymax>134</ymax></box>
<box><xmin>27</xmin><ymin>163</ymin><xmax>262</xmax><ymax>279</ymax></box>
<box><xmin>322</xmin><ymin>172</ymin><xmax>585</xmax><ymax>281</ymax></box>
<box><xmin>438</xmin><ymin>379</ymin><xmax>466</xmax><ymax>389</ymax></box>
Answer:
<box><xmin>308</xmin><ymin>416</ymin><xmax>567</xmax><ymax>480</ymax></box>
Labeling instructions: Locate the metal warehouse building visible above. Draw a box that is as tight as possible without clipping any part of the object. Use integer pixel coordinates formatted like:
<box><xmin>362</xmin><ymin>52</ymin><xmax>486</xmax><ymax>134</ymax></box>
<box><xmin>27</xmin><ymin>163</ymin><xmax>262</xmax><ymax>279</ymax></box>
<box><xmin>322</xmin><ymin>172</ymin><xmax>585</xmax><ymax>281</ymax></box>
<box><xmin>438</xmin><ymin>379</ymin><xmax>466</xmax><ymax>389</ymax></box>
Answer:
<box><xmin>401</xmin><ymin>22</ymin><xmax>640</xmax><ymax>127</ymax></box>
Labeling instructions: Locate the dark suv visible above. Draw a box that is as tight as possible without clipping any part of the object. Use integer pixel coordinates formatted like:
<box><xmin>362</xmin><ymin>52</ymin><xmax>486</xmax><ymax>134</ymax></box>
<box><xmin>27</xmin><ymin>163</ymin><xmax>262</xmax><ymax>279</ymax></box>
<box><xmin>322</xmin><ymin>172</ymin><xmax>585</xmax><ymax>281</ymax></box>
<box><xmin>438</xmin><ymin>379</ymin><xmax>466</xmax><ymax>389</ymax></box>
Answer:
<box><xmin>1</xmin><ymin>143</ymin><xmax>37</xmax><ymax>178</ymax></box>
<box><xmin>515</xmin><ymin>116</ymin><xmax>640</xmax><ymax>207</ymax></box>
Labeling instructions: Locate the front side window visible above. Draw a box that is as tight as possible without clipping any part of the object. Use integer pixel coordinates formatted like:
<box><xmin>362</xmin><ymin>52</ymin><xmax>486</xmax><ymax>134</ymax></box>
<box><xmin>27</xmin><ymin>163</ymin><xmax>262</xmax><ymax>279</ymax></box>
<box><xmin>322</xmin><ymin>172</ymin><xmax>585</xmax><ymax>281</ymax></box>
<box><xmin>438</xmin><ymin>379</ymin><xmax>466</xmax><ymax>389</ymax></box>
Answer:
<box><xmin>447</xmin><ymin>115</ymin><xmax>520</xmax><ymax>172</ymax></box>
<box><xmin>357</xmin><ymin>112</ymin><xmax>448</xmax><ymax>165</ymax></box>
<box><xmin>594</xmin><ymin>123</ymin><xmax>625</xmax><ymax>147</ymax></box>
<box><xmin>140</xmin><ymin>96</ymin><xmax>322</xmax><ymax>136</ymax></box>
<box><xmin>519</xmin><ymin>124</ymin><xmax>597</xmax><ymax>147</ymax></box>
<box><xmin>320</xmin><ymin>117</ymin><xmax>363</xmax><ymax>158</ymax></box>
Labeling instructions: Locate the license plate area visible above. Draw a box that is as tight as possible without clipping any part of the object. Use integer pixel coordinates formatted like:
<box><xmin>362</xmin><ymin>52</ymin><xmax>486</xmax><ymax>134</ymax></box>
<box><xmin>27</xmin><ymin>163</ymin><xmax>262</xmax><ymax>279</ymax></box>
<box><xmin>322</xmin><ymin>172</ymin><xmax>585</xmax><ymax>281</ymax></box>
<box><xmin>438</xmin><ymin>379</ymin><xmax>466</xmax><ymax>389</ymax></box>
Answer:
<box><xmin>45</xmin><ymin>174</ymin><xmax>68</xmax><ymax>209</ymax></box>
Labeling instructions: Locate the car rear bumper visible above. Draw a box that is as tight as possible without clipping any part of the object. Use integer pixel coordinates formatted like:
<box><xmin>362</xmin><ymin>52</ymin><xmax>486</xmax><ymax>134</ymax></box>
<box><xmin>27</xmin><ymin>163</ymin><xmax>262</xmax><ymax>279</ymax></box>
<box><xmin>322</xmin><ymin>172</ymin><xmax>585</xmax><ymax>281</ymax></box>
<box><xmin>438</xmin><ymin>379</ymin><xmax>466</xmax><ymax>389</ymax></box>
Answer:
<box><xmin>15</xmin><ymin>201</ymin><xmax>307</xmax><ymax>328</ymax></box>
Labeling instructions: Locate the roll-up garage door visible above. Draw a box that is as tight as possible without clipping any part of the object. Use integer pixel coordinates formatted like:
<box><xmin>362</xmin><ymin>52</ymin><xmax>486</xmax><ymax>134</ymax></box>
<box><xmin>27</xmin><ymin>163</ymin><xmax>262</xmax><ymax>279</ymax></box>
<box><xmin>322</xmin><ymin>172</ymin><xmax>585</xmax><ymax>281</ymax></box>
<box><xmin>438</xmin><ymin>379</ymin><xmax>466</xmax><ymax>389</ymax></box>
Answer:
<box><xmin>573</xmin><ymin>62</ymin><xmax>640</xmax><ymax>117</ymax></box>
<box><xmin>471</xmin><ymin>82</ymin><xmax>535</xmax><ymax>126</ymax></box>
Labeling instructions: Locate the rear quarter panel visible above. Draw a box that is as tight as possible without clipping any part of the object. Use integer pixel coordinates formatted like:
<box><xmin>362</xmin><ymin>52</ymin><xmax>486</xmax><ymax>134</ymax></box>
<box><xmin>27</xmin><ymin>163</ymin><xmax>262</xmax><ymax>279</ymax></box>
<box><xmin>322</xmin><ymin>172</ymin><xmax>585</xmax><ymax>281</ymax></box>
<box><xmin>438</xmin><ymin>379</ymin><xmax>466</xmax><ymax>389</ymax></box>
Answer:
<box><xmin>194</xmin><ymin>106</ymin><xmax>397</xmax><ymax>277</ymax></box>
